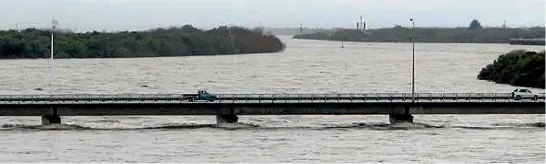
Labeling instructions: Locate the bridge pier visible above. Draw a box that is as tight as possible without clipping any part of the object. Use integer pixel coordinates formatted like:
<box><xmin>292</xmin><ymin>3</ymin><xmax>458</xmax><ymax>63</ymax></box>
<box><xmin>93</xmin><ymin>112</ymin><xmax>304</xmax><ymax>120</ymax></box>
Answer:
<box><xmin>216</xmin><ymin>108</ymin><xmax>239</xmax><ymax>124</ymax></box>
<box><xmin>389</xmin><ymin>106</ymin><xmax>413</xmax><ymax>124</ymax></box>
<box><xmin>41</xmin><ymin>115</ymin><xmax>61</xmax><ymax>125</ymax></box>
<box><xmin>41</xmin><ymin>108</ymin><xmax>61</xmax><ymax>125</ymax></box>
<box><xmin>216</xmin><ymin>114</ymin><xmax>239</xmax><ymax>124</ymax></box>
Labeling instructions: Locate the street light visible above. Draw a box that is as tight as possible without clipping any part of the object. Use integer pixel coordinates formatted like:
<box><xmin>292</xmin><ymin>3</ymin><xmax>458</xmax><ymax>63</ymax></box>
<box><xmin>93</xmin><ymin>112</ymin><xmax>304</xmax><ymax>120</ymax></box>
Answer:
<box><xmin>51</xmin><ymin>19</ymin><xmax>57</xmax><ymax>59</ymax></box>
<box><xmin>49</xmin><ymin>19</ymin><xmax>58</xmax><ymax>93</ymax></box>
<box><xmin>409</xmin><ymin>18</ymin><xmax>415</xmax><ymax>103</ymax></box>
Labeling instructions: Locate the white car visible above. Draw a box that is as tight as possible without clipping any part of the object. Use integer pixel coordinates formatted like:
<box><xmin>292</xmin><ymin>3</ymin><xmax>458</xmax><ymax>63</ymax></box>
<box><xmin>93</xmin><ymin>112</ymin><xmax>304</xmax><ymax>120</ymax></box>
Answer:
<box><xmin>511</xmin><ymin>88</ymin><xmax>539</xmax><ymax>100</ymax></box>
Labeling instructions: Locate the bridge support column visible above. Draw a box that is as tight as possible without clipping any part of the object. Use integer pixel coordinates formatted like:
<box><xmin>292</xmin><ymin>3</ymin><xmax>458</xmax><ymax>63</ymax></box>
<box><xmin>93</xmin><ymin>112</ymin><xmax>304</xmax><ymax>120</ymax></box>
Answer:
<box><xmin>389</xmin><ymin>106</ymin><xmax>413</xmax><ymax>124</ymax></box>
<box><xmin>41</xmin><ymin>115</ymin><xmax>61</xmax><ymax>125</ymax></box>
<box><xmin>41</xmin><ymin>108</ymin><xmax>61</xmax><ymax>125</ymax></box>
<box><xmin>216</xmin><ymin>108</ymin><xmax>239</xmax><ymax>124</ymax></box>
<box><xmin>216</xmin><ymin>114</ymin><xmax>239</xmax><ymax>124</ymax></box>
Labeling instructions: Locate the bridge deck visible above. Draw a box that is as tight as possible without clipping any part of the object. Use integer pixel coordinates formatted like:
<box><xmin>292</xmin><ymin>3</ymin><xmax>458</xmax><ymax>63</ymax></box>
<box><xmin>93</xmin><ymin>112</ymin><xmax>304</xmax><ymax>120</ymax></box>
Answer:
<box><xmin>0</xmin><ymin>99</ymin><xmax>544</xmax><ymax>105</ymax></box>
<box><xmin>0</xmin><ymin>93</ymin><xmax>543</xmax><ymax>116</ymax></box>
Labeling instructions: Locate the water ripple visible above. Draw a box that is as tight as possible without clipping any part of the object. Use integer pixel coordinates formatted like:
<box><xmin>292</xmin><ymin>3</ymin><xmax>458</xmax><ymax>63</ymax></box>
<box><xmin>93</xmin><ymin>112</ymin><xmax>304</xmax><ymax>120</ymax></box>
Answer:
<box><xmin>0</xmin><ymin>122</ymin><xmax>543</xmax><ymax>131</ymax></box>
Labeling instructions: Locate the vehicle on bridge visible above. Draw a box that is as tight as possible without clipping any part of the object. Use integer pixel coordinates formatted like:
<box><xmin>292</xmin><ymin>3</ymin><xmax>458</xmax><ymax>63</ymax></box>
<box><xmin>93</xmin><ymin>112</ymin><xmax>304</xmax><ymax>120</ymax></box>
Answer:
<box><xmin>511</xmin><ymin>88</ymin><xmax>539</xmax><ymax>100</ymax></box>
<box><xmin>188</xmin><ymin>90</ymin><xmax>217</xmax><ymax>102</ymax></box>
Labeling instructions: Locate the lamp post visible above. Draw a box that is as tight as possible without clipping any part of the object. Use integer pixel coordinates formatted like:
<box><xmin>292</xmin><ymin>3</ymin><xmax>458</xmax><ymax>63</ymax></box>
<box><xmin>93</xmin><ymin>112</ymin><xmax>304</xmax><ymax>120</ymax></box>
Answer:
<box><xmin>49</xmin><ymin>19</ymin><xmax>58</xmax><ymax>93</ymax></box>
<box><xmin>409</xmin><ymin>18</ymin><xmax>415</xmax><ymax>103</ymax></box>
<box><xmin>51</xmin><ymin>19</ymin><xmax>57</xmax><ymax>59</ymax></box>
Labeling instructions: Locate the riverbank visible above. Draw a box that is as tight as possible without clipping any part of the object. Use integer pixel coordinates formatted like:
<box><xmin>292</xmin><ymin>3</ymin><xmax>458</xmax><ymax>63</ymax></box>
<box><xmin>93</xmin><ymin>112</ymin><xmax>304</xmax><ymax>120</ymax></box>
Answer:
<box><xmin>293</xmin><ymin>27</ymin><xmax>545</xmax><ymax>44</ymax></box>
<box><xmin>478</xmin><ymin>50</ymin><xmax>545</xmax><ymax>89</ymax></box>
<box><xmin>0</xmin><ymin>25</ymin><xmax>285</xmax><ymax>59</ymax></box>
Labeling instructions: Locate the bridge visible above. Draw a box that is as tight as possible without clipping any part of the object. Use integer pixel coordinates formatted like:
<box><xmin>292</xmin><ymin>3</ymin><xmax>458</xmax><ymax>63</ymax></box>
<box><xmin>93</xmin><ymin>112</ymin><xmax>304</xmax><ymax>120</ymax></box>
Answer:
<box><xmin>0</xmin><ymin>93</ymin><xmax>544</xmax><ymax>125</ymax></box>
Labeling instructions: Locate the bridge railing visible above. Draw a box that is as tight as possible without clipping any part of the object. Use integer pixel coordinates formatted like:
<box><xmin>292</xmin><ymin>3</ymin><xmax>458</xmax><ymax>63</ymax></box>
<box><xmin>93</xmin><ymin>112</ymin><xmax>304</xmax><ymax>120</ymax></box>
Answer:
<box><xmin>0</xmin><ymin>94</ymin><xmax>188</xmax><ymax>101</ymax></box>
<box><xmin>0</xmin><ymin>92</ymin><xmax>543</xmax><ymax>102</ymax></box>
<box><xmin>215</xmin><ymin>93</ymin><xmax>521</xmax><ymax>99</ymax></box>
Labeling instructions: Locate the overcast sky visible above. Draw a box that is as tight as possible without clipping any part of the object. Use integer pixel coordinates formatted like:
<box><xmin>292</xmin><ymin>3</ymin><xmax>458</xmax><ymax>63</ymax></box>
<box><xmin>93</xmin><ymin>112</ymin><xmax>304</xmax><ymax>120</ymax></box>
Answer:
<box><xmin>0</xmin><ymin>0</ymin><xmax>544</xmax><ymax>32</ymax></box>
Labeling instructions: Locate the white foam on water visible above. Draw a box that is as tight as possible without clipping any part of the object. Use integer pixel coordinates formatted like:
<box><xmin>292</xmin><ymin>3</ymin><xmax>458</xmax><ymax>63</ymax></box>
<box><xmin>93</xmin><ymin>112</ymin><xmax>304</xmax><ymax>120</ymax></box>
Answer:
<box><xmin>389</xmin><ymin>122</ymin><xmax>427</xmax><ymax>129</ymax></box>
<box><xmin>36</xmin><ymin>124</ymin><xmax>83</xmax><ymax>130</ymax></box>
<box><xmin>216</xmin><ymin>122</ymin><xmax>257</xmax><ymax>129</ymax></box>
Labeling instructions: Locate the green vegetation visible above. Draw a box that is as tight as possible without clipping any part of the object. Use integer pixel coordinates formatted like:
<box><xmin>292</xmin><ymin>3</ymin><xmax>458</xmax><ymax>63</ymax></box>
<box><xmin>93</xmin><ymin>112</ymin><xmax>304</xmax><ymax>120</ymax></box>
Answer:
<box><xmin>468</xmin><ymin>19</ymin><xmax>483</xmax><ymax>30</ymax></box>
<box><xmin>478</xmin><ymin>50</ymin><xmax>545</xmax><ymax>88</ymax></box>
<box><xmin>293</xmin><ymin>20</ymin><xmax>544</xmax><ymax>43</ymax></box>
<box><xmin>0</xmin><ymin>25</ymin><xmax>285</xmax><ymax>59</ymax></box>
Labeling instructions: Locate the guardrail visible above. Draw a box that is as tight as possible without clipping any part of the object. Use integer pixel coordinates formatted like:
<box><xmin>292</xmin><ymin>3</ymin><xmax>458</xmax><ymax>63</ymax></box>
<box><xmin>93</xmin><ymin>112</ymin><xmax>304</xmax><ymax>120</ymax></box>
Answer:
<box><xmin>0</xmin><ymin>98</ymin><xmax>543</xmax><ymax>105</ymax></box>
<box><xmin>0</xmin><ymin>93</ymin><xmax>543</xmax><ymax>102</ymax></box>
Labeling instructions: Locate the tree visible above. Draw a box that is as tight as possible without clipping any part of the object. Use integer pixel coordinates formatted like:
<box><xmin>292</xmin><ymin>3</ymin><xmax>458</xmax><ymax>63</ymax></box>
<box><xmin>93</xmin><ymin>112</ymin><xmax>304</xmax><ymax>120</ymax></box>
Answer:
<box><xmin>469</xmin><ymin>19</ymin><xmax>483</xmax><ymax>30</ymax></box>
<box><xmin>478</xmin><ymin>50</ymin><xmax>545</xmax><ymax>88</ymax></box>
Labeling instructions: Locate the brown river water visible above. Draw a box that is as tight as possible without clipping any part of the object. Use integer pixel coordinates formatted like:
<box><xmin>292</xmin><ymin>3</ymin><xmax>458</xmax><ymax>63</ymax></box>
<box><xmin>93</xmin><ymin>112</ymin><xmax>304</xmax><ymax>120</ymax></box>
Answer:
<box><xmin>0</xmin><ymin>36</ymin><xmax>544</xmax><ymax>163</ymax></box>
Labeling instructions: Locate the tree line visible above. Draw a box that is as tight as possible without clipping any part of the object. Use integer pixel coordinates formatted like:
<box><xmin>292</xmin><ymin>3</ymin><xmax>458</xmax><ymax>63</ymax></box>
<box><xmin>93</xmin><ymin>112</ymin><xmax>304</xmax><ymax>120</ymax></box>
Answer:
<box><xmin>0</xmin><ymin>25</ymin><xmax>285</xmax><ymax>59</ymax></box>
<box><xmin>293</xmin><ymin>27</ymin><xmax>544</xmax><ymax>44</ymax></box>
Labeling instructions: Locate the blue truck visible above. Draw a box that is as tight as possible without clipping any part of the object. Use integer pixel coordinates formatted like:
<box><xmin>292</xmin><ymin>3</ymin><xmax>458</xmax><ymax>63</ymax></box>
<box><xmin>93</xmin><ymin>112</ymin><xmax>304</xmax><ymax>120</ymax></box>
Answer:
<box><xmin>188</xmin><ymin>90</ymin><xmax>218</xmax><ymax>102</ymax></box>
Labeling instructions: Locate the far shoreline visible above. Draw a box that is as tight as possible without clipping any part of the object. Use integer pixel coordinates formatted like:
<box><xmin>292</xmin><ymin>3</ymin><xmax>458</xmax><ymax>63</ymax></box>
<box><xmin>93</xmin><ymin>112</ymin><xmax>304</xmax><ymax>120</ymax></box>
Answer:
<box><xmin>292</xmin><ymin>26</ymin><xmax>545</xmax><ymax>45</ymax></box>
<box><xmin>291</xmin><ymin>37</ymin><xmax>546</xmax><ymax>45</ymax></box>
<box><xmin>291</xmin><ymin>37</ymin><xmax>546</xmax><ymax>46</ymax></box>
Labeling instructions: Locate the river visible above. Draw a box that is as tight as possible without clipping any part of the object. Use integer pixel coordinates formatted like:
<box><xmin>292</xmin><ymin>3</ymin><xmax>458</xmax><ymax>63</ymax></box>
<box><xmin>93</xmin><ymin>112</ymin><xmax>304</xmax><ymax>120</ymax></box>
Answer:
<box><xmin>0</xmin><ymin>36</ymin><xmax>544</xmax><ymax>163</ymax></box>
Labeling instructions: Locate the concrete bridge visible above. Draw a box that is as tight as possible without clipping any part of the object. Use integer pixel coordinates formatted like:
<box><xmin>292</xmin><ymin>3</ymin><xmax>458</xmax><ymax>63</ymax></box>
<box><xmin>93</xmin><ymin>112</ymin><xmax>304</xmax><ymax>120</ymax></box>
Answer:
<box><xmin>0</xmin><ymin>93</ymin><xmax>543</xmax><ymax>125</ymax></box>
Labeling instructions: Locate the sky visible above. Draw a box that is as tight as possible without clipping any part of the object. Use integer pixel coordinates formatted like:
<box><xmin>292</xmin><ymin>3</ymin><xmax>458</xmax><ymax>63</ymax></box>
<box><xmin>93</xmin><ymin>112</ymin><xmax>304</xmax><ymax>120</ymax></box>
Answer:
<box><xmin>0</xmin><ymin>0</ymin><xmax>544</xmax><ymax>32</ymax></box>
